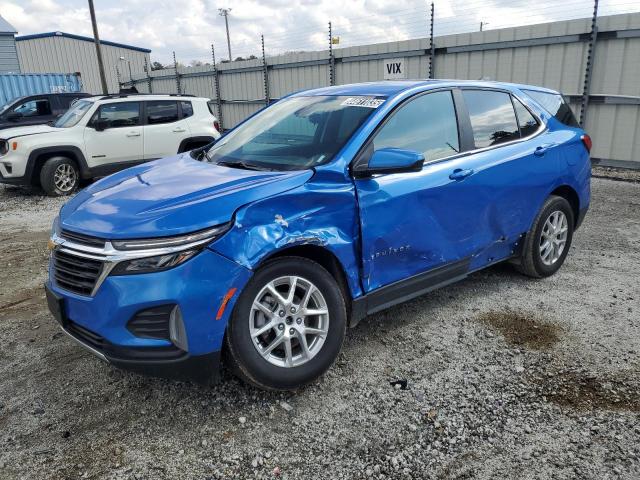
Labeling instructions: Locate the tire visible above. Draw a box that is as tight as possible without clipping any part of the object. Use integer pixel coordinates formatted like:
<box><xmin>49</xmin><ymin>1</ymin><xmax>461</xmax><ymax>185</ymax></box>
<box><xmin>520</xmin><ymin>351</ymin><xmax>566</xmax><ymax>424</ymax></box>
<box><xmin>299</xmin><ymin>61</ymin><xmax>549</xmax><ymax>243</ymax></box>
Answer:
<box><xmin>39</xmin><ymin>157</ymin><xmax>80</xmax><ymax>196</ymax></box>
<box><xmin>515</xmin><ymin>195</ymin><xmax>574</xmax><ymax>278</ymax></box>
<box><xmin>225</xmin><ymin>257</ymin><xmax>347</xmax><ymax>391</ymax></box>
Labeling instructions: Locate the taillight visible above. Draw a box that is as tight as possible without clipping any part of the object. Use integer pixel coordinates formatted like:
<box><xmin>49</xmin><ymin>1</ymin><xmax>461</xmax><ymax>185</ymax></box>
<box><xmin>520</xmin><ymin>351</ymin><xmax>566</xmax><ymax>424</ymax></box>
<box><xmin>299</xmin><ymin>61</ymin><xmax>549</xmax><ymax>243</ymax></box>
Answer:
<box><xmin>581</xmin><ymin>134</ymin><xmax>592</xmax><ymax>153</ymax></box>
<box><xmin>213</xmin><ymin>120</ymin><xmax>220</xmax><ymax>133</ymax></box>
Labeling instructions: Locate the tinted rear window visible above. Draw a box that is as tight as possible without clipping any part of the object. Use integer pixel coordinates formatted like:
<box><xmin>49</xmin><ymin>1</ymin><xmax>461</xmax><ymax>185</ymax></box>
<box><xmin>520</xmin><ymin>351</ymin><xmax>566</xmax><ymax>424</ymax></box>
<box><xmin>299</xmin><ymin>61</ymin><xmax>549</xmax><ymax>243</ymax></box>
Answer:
<box><xmin>523</xmin><ymin>90</ymin><xmax>579</xmax><ymax>127</ymax></box>
<box><xmin>462</xmin><ymin>90</ymin><xmax>519</xmax><ymax>148</ymax></box>
<box><xmin>146</xmin><ymin>100</ymin><xmax>179</xmax><ymax>124</ymax></box>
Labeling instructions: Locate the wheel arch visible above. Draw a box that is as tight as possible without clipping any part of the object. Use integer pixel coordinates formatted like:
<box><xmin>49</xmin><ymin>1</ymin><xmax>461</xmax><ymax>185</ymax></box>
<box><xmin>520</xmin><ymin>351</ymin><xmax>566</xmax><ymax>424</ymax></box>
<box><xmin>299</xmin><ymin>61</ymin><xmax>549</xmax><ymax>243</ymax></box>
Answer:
<box><xmin>28</xmin><ymin>146</ymin><xmax>90</xmax><ymax>185</ymax></box>
<box><xmin>257</xmin><ymin>244</ymin><xmax>354</xmax><ymax>321</ymax></box>
<box><xmin>178</xmin><ymin>136</ymin><xmax>215</xmax><ymax>153</ymax></box>
<box><xmin>550</xmin><ymin>184</ymin><xmax>580</xmax><ymax>227</ymax></box>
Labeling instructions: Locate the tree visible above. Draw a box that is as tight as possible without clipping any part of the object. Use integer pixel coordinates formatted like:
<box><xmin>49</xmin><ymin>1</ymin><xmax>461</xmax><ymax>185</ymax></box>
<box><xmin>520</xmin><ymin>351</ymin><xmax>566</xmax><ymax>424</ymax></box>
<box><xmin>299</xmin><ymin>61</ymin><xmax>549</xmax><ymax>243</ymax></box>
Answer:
<box><xmin>189</xmin><ymin>59</ymin><xmax>204</xmax><ymax>67</ymax></box>
<box><xmin>151</xmin><ymin>61</ymin><xmax>164</xmax><ymax>70</ymax></box>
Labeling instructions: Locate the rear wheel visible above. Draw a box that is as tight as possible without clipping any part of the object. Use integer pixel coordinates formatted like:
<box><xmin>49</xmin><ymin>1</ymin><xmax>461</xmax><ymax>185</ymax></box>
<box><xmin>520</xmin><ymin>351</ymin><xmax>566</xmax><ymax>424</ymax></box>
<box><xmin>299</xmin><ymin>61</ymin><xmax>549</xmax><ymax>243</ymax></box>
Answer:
<box><xmin>40</xmin><ymin>157</ymin><xmax>79</xmax><ymax>196</ymax></box>
<box><xmin>516</xmin><ymin>195</ymin><xmax>574</xmax><ymax>278</ymax></box>
<box><xmin>225</xmin><ymin>257</ymin><xmax>346</xmax><ymax>391</ymax></box>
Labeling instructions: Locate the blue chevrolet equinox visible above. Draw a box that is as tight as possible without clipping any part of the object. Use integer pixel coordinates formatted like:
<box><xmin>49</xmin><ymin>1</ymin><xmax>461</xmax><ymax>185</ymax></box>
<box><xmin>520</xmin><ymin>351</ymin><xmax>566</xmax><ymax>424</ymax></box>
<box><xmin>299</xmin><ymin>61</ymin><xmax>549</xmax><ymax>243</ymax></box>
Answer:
<box><xmin>46</xmin><ymin>80</ymin><xmax>591</xmax><ymax>390</ymax></box>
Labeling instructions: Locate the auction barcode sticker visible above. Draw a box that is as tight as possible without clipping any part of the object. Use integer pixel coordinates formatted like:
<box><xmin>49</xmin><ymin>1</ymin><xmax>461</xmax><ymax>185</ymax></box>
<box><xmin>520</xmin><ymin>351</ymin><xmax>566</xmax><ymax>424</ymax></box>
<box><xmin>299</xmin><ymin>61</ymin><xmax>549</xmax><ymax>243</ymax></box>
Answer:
<box><xmin>341</xmin><ymin>97</ymin><xmax>385</xmax><ymax>108</ymax></box>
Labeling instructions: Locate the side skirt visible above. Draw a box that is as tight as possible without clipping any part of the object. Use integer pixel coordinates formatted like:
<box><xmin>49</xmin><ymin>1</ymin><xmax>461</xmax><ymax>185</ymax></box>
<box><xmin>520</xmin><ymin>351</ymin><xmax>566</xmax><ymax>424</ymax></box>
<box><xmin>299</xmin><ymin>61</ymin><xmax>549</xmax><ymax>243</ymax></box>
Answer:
<box><xmin>349</xmin><ymin>258</ymin><xmax>470</xmax><ymax>327</ymax></box>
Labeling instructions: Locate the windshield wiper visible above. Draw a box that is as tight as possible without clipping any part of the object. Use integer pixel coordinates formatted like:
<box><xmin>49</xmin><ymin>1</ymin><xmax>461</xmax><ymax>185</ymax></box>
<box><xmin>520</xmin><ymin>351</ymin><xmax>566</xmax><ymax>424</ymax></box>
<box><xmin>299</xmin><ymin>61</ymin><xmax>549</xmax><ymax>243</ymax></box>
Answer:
<box><xmin>216</xmin><ymin>160</ymin><xmax>270</xmax><ymax>171</ymax></box>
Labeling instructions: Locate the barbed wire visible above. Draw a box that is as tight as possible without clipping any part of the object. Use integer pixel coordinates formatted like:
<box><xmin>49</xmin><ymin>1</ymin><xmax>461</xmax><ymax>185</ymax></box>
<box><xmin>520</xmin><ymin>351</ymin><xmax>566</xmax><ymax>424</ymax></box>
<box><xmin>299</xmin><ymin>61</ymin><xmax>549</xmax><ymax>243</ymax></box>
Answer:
<box><xmin>156</xmin><ymin>0</ymin><xmax>639</xmax><ymax>68</ymax></box>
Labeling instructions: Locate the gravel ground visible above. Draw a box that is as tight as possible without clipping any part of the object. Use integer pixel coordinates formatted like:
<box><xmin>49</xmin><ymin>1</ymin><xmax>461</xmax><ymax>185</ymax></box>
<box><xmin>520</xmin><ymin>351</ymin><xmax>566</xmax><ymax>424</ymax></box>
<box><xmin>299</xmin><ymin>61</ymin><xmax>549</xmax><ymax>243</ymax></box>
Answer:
<box><xmin>0</xmin><ymin>175</ymin><xmax>639</xmax><ymax>480</ymax></box>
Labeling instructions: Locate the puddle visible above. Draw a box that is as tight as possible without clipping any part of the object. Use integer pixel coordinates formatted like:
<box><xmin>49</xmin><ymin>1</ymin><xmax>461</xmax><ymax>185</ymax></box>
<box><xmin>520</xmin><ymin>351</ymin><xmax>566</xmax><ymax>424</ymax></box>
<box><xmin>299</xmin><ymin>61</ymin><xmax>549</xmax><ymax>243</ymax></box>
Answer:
<box><xmin>477</xmin><ymin>310</ymin><xmax>561</xmax><ymax>350</ymax></box>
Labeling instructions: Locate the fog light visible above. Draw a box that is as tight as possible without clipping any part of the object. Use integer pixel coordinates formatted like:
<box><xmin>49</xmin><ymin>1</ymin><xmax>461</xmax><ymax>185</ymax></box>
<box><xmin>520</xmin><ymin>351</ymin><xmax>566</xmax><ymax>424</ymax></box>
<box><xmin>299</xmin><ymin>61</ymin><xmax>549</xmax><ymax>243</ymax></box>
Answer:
<box><xmin>169</xmin><ymin>305</ymin><xmax>188</xmax><ymax>351</ymax></box>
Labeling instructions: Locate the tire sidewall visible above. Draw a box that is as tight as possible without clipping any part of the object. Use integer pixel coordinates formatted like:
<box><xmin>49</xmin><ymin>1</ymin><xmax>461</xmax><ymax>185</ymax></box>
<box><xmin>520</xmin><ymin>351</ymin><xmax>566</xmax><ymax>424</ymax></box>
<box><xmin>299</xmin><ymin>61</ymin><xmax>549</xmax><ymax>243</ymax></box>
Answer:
<box><xmin>530</xmin><ymin>197</ymin><xmax>574</xmax><ymax>277</ymax></box>
<box><xmin>227</xmin><ymin>258</ymin><xmax>346</xmax><ymax>390</ymax></box>
<box><xmin>40</xmin><ymin>157</ymin><xmax>79</xmax><ymax>196</ymax></box>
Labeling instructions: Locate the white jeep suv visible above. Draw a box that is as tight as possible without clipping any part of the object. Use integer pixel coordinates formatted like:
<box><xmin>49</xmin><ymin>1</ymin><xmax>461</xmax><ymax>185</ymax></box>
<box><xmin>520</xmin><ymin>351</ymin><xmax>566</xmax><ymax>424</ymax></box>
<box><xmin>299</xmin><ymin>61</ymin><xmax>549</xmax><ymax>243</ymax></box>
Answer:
<box><xmin>0</xmin><ymin>94</ymin><xmax>221</xmax><ymax>195</ymax></box>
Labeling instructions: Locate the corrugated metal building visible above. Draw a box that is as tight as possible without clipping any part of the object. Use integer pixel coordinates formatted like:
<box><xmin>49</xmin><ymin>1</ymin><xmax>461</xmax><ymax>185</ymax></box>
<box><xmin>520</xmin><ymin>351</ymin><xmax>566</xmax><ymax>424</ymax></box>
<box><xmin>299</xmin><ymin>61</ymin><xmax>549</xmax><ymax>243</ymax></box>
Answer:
<box><xmin>0</xmin><ymin>15</ymin><xmax>19</xmax><ymax>73</ymax></box>
<box><xmin>15</xmin><ymin>31</ymin><xmax>151</xmax><ymax>94</ymax></box>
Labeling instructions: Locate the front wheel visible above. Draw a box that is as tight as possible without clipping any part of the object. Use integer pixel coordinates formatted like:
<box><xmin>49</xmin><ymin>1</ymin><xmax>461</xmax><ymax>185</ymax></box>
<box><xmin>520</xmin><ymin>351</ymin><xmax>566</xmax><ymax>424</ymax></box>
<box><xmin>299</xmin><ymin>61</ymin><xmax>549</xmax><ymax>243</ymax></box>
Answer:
<box><xmin>225</xmin><ymin>257</ymin><xmax>347</xmax><ymax>391</ymax></box>
<box><xmin>40</xmin><ymin>157</ymin><xmax>80</xmax><ymax>196</ymax></box>
<box><xmin>515</xmin><ymin>195</ymin><xmax>575</xmax><ymax>278</ymax></box>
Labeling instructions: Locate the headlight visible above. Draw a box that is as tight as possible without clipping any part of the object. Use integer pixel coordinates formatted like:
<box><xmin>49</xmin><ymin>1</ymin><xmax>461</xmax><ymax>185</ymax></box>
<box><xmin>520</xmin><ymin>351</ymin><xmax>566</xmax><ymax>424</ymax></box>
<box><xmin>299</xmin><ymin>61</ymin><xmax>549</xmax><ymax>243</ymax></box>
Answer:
<box><xmin>111</xmin><ymin>249</ymin><xmax>200</xmax><ymax>275</ymax></box>
<box><xmin>111</xmin><ymin>223</ymin><xmax>229</xmax><ymax>251</ymax></box>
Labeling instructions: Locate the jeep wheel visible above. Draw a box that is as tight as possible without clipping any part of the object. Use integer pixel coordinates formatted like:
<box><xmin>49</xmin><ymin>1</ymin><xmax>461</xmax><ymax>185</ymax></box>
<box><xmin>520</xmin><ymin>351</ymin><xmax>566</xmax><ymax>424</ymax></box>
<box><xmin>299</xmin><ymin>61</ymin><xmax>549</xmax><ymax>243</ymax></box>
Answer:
<box><xmin>40</xmin><ymin>157</ymin><xmax>79</xmax><ymax>196</ymax></box>
<box><xmin>515</xmin><ymin>195</ymin><xmax>574</xmax><ymax>278</ymax></box>
<box><xmin>225</xmin><ymin>257</ymin><xmax>347</xmax><ymax>391</ymax></box>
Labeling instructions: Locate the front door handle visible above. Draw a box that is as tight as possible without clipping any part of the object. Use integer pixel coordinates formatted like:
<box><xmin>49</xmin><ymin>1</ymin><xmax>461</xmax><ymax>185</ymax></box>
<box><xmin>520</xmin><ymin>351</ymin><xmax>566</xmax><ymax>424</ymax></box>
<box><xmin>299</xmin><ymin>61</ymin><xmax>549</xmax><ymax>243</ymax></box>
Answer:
<box><xmin>126</xmin><ymin>131</ymin><xmax>141</xmax><ymax>137</ymax></box>
<box><xmin>173</xmin><ymin>128</ymin><xmax>186</xmax><ymax>133</ymax></box>
<box><xmin>534</xmin><ymin>143</ymin><xmax>556</xmax><ymax>156</ymax></box>
<box><xmin>449</xmin><ymin>168</ymin><xmax>474</xmax><ymax>181</ymax></box>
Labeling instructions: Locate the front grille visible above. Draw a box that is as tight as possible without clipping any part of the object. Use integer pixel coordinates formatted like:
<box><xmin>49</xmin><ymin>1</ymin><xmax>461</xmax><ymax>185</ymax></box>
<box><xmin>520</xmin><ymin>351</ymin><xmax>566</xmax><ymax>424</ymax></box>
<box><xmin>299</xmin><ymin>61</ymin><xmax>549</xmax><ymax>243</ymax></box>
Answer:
<box><xmin>127</xmin><ymin>305</ymin><xmax>174</xmax><ymax>340</ymax></box>
<box><xmin>60</xmin><ymin>229</ymin><xmax>106</xmax><ymax>248</ymax></box>
<box><xmin>67</xmin><ymin>320</ymin><xmax>185</xmax><ymax>361</ymax></box>
<box><xmin>53</xmin><ymin>250</ymin><xmax>103</xmax><ymax>296</ymax></box>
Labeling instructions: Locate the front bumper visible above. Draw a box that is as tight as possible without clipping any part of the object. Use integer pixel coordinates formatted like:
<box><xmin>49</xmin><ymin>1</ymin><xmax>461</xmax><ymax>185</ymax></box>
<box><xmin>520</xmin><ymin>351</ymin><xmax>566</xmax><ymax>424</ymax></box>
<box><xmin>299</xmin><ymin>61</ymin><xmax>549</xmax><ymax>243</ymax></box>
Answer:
<box><xmin>46</xmin><ymin>247</ymin><xmax>252</xmax><ymax>384</ymax></box>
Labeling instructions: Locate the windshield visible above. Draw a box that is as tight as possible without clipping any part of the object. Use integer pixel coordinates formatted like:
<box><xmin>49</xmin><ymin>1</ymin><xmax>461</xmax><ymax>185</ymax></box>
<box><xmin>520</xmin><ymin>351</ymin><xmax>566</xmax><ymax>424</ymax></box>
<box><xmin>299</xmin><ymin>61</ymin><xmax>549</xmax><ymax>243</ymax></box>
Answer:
<box><xmin>54</xmin><ymin>99</ymin><xmax>93</xmax><ymax>128</ymax></box>
<box><xmin>205</xmin><ymin>95</ymin><xmax>382</xmax><ymax>170</ymax></box>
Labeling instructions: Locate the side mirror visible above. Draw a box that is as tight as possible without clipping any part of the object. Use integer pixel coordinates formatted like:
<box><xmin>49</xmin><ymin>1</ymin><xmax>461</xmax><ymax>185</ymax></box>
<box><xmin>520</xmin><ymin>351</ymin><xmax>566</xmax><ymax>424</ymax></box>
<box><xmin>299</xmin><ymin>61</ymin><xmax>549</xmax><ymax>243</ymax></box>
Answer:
<box><xmin>354</xmin><ymin>147</ymin><xmax>424</xmax><ymax>177</ymax></box>
<box><xmin>93</xmin><ymin>119</ymin><xmax>109</xmax><ymax>131</ymax></box>
<box><xmin>6</xmin><ymin>112</ymin><xmax>22</xmax><ymax>122</ymax></box>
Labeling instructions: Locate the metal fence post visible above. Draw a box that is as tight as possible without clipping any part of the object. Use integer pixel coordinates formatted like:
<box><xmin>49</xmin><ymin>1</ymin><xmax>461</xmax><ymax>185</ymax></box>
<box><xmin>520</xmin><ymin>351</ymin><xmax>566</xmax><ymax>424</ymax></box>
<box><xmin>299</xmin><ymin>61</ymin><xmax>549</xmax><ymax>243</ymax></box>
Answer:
<box><xmin>211</xmin><ymin>43</ymin><xmax>224</xmax><ymax>131</ymax></box>
<box><xmin>115</xmin><ymin>65</ymin><xmax>122</xmax><ymax>91</ymax></box>
<box><xmin>261</xmin><ymin>34</ymin><xmax>270</xmax><ymax>105</ymax></box>
<box><xmin>328</xmin><ymin>22</ymin><xmax>335</xmax><ymax>86</ymax></box>
<box><xmin>428</xmin><ymin>2</ymin><xmax>435</xmax><ymax>79</ymax></box>
<box><xmin>144</xmin><ymin>57</ymin><xmax>153</xmax><ymax>93</ymax></box>
<box><xmin>173</xmin><ymin>51</ymin><xmax>182</xmax><ymax>95</ymax></box>
<box><xmin>580</xmin><ymin>0</ymin><xmax>599</xmax><ymax>127</ymax></box>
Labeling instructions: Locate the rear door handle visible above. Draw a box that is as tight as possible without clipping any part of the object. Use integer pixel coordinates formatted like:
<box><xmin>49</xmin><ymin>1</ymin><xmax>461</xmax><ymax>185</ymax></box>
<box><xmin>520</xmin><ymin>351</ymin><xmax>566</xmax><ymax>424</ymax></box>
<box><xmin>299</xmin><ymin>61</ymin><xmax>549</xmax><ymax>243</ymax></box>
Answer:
<box><xmin>449</xmin><ymin>168</ymin><xmax>474</xmax><ymax>181</ymax></box>
<box><xmin>534</xmin><ymin>143</ymin><xmax>556</xmax><ymax>156</ymax></box>
<box><xmin>172</xmin><ymin>128</ymin><xmax>186</xmax><ymax>133</ymax></box>
<box><xmin>126</xmin><ymin>131</ymin><xmax>141</xmax><ymax>137</ymax></box>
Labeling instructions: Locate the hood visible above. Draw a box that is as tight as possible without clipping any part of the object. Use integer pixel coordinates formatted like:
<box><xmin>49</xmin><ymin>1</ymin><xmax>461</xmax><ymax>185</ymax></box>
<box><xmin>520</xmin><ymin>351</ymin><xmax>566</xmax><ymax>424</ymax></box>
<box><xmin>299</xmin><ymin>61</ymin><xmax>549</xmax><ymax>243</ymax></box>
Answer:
<box><xmin>0</xmin><ymin>124</ymin><xmax>60</xmax><ymax>140</ymax></box>
<box><xmin>60</xmin><ymin>154</ymin><xmax>313</xmax><ymax>239</ymax></box>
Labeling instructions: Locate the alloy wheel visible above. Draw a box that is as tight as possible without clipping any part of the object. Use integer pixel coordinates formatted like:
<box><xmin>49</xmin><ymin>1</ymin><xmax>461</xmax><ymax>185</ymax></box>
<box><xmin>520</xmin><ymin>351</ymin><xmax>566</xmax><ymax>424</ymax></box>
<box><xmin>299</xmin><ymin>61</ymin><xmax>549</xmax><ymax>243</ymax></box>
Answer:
<box><xmin>53</xmin><ymin>164</ymin><xmax>77</xmax><ymax>192</ymax></box>
<box><xmin>539</xmin><ymin>210</ymin><xmax>568</xmax><ymax>266</ymax></box>
<box><xmin>249</xmin><ymin>275</ymin><xmax>329</xmax><ymax>368</ymax></box>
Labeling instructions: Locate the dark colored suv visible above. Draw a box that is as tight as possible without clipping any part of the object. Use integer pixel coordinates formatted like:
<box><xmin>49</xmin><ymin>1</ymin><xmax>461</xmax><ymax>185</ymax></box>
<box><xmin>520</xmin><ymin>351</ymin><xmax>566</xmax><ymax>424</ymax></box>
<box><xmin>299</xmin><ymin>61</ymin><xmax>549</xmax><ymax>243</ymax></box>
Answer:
<box><xmin>0</xmin><ymin>93</ymin><xmax>91</xmax><ymax>129</ymax></box>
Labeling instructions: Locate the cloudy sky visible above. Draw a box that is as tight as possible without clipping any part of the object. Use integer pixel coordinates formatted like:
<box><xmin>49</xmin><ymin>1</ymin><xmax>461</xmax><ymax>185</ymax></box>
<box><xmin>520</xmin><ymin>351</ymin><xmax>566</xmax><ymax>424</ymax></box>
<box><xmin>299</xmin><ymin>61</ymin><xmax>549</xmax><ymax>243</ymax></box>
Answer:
<box><xmin>0</xmin><ymin>0</ymin><xmax>635</xmax><ymax>65</ymax></box>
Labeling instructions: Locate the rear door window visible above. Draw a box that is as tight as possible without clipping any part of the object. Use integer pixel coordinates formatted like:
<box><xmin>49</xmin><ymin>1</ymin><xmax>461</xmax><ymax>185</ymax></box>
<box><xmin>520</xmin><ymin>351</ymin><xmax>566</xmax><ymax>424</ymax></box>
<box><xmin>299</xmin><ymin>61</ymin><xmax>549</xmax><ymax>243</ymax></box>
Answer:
<box><xmin>146</xmin><ymin>100</ymin><xmax>179</xmax><ymax>124</ymax></box>
<box><xmin>523</xmin><ymin>90</ymin><xmax>579</xmax><ymax>127</ymax></box>
<box><xmin>462</xmin><ymin>90</ymin><xmax>519</xmax><ymax>148</ymax></box>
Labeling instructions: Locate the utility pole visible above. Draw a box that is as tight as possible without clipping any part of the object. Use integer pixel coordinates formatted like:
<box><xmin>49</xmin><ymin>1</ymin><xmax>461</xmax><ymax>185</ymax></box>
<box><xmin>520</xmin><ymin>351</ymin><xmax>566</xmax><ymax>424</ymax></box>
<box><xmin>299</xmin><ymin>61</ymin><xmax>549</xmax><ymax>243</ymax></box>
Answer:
<box><xmin>219</xmin><ymin>8</ymin><xmax>232</xmax><ymax>61</ymax></box>
<box><xmin>88</xmin><ymin>0</ymin><xmax>109</xmax><ymax>94</ymax></box>
<box><xmin>480</xmin><ymin>21</ymin><xmax>489</xmax><ymax>31</ymax></box>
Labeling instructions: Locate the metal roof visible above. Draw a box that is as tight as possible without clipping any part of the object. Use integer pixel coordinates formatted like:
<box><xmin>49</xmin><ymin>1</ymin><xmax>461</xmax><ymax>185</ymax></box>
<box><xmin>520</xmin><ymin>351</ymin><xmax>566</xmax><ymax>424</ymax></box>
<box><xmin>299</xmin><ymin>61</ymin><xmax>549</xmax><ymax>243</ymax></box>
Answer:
<box><xmin>15</xmin><ymin>31</ymin><xmax>151</xmax><ymax>53</ymax></box>
<box><xmin>0</xmin><ymin>15</ymin><xmax>17</xmax><ymax>34</ymax></box>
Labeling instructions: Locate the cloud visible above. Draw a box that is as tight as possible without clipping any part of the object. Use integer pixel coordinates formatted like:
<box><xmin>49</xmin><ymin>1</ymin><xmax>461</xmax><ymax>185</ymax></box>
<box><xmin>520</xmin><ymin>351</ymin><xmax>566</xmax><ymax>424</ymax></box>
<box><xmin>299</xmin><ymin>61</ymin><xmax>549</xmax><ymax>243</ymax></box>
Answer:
<box><xmin>0</xmin><ymin>0</ymin><xmax>635</xmax><ymax>67</ymax></box>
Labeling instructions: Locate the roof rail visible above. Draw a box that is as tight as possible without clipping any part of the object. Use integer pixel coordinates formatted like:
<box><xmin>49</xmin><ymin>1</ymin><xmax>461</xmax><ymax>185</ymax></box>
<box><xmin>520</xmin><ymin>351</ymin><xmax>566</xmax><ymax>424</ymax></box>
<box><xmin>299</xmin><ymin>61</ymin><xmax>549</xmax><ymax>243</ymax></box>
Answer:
<box><xmin>98</xmin><ymin>93</ymin><xmax>197</xmax><ymax>100</ymax></box>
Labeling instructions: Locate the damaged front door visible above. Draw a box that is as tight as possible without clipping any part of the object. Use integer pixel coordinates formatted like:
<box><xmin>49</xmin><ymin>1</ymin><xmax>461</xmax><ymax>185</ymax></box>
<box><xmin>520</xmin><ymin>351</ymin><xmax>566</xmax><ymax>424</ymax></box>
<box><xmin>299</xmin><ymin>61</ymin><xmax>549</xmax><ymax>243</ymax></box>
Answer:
<box><xmin>353</xmin><ymin>90</ymin><xmax>486</xmax><ymax>292</ymax></box>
